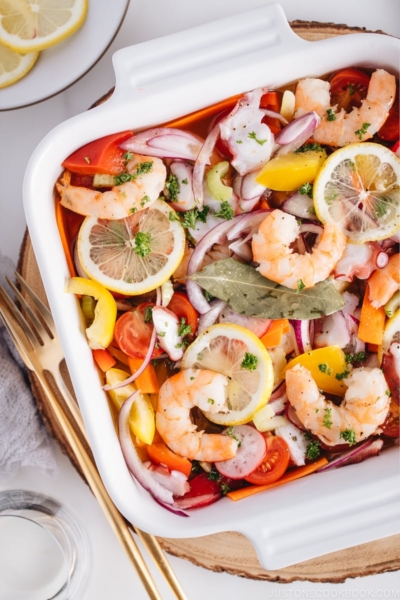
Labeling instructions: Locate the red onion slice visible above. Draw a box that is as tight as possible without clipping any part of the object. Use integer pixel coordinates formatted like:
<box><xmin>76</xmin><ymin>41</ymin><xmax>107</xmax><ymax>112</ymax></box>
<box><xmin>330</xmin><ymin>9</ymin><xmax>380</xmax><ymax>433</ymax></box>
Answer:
<box><xmin>192</xmin><ymin>124</ymin><xmax>220</xmax><ymax>207</ymax></box>
<box><xmin>274</xmin><ymin>111</ymin><xmax>321</xmax><ymax>156</ymax></box>
<box><xmin>317</xmin><ymin>439</ymin><xmax>384</xmax><ymax>472</ymax></box>
<box><xmin>174</xmin><ymin>492</ymin><xmax>221</xmax><ymax>510</ymax></box>
<box><xmin>281</xmin><ymin>192</ymin><xmax>319</xmax><ymax>222</ymax></box>
<box><xmin>261</xmin><ymin>109</ymin><xmax>288</xmax><ymax>125</ymax></box>
<box><xmin>314</xmin><ymin>311</ymin><xmax>350</xmax><ymax>350</ymax></box>
<box><xmin>290</xmin><ymin>319</ymin><xmax>313</xmax><ymax>354</ymax></box>
<box><xmin>197</xmin><ymin>300</ymin><xmax>227</xmax><ymax>335</ymax></box>
<box><xmin>218</xmin><ymin>306</ymin><xmax>271</xmax><ymax>338</ymax></box>
<box><xmin>228</xmin><ymin>239</ymin><xmax>253</xmax><ymax>262</ymax></box>
<box><xmin>120</xmin><ymin>127</ymin><xmax>203</xmax><ymax>161</ymax></box>
<box><xmin>226</xmin><ymin>209</ymin><xmax>270</xmax><ymax>241</ymax></box>
<box><xmin>285</xmin><ymin>402</ymin><xmax>306</xmax><ymax>431</ymax></box>
<box><xmin>103</xmin><ymin>287</ymin><xmax>161</xmax><ymax>391</ymax></box>
<box><xmin>118</xmin><ymin>392</ymin><xmax>188</xmax><ymax>516</ymax></box>
<box><xmin>269</xmin><ymin>381</ymin><xmax>287</xmax><ymax>415</ymax></box>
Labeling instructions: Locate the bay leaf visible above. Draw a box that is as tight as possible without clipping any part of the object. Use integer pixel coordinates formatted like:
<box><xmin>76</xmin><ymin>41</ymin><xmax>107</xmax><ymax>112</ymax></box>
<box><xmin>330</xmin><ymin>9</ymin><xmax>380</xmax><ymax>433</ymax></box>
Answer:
<box><xmin>190</xmin><ymin>258</ymin><xmax>344</xmax><ymax>320</ymax></box>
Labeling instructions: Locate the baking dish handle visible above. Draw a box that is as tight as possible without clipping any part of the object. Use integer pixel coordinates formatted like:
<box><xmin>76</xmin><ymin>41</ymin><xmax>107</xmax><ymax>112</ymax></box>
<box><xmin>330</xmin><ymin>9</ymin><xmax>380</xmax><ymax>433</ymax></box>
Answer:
<box><xmin>110</xmin><ymin>3</ymin><xmax>306</xmax><ymax>103</ymax></box>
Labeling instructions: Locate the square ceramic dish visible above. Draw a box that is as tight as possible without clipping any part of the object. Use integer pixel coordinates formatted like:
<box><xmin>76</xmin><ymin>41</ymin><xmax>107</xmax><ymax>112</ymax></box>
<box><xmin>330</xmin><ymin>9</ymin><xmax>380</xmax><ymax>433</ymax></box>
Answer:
<box><xmin>23</xmin><ymin>3</ymin><xmax>400</xmax><ymax>570</ymax></box>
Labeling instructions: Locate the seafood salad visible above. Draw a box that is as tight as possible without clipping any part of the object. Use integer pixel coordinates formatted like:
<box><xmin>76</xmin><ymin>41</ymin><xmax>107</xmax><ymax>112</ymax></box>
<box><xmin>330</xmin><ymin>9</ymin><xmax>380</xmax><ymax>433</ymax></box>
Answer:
<box><xmin>56</xmin><ymin>66</ymin><xmax>400</xmax><ymax>512</ymax></box>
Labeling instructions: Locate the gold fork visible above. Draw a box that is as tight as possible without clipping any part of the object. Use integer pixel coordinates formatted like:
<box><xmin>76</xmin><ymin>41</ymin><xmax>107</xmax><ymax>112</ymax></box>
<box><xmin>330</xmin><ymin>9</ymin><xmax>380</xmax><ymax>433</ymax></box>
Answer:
<box><xmin>0</xmin><ymin>274</ymin><xmax>187</xmax><ymax>600</ymax></box>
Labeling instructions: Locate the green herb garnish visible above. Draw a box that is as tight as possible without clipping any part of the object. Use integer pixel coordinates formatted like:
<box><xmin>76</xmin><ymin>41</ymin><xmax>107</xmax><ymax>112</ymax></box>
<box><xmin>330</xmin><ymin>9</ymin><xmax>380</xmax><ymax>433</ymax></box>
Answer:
<box><xmin>295</xmin><ymin>142</ymin><xmax>323</xmax><ymax>154</ymax></box>
<box><xmin>207</xmin><ymin>398</ymin><xmax>215</xmax><ymax>405</ymax></box>
<box><xmin>207</xmin><ymin>467</ymin><xmax>221</xmax><ymax>482</ymax></box>
<box><xmin>178</xmin><ymin>317</ymin><xmax>192</xmax><ymax>339</ymax></box>
<box><xmin>297</xmin><ymin>279</ymin><xmax>306</xmax><ymax>293</ymax></box>
<box><xmin>318</xmin><ymin>363</ymin><xmax>332</xmax><ymax>375</ymax></box>
<box><xmin>323</xmin><ymin>407</ymin><xmax>333</xmax><ymax>429</ymax></box>
<box><xmin>240</xmin><ymin>352</ymin><xmax>258</xmax><ymax>371</ymax></box>
<box><xmin>306</xmin><ymin>440</ymin><xmax>321</xmax><ymax>460</ymax></box>
<box><xmin>335</xmin><ymin>369</ymin><xmax>350</xmax><ymax>381</ymax></box>
<box><xmin>220</xmin><ymin>482</ymin><xmax>231</xmax><ymax>496</ymax></box>
<box><xmin>355</xmin><ymin>122</ymin><xmax>370</xmax><ymax>140</ymax></box>
<box><xmin>326</xmin><ymin>108</ymin><xmax>336</xmax><ymax>121</ymax></box>
<box><xmin>214</xmin><ymin>201</ymin><xmax>234</xmax><ymax>220</ymax></box>
<box><xmin>144</xmin><ymin>306</ymin><xmax>153</xmax><ymax>323</ymax></box>
<box><xmin>134</xmin><ymin>231</ymin><xmax>152</xmax><ymax>258</ymax></box>
<box><xmin>345</xmin><ymin>351</ymin><xmax>366</xmax><ymax>364</ymax></box>
<box><xmin>129</xmin><ymin>207</ymin><xmax>137</xmax><ymax>214</ymax></box>
<box><xmin>248</xmin><ymin>131</ymin><xmax>268</xmax><ymax>145</ymax></box>
<box><xmin>140</xmin><ymin>195</ymin><xmax>150</xmax><ymax>207</ymax></box>
<box><xmin>165</xmin><ymin>173</ymin><xmax>179</xmax><ymax>201</ymax></box>
<box><xmin>298</xmin><ymin>182</ymin><xmax>313</xmax><ymax>198</ymax></box>
<box><xmin>339</xmin><ymin>428</ymin><xmax>357</xmax><ymax>446</ymax></box>
<box><xmin>169</xmin><ymin>211</ymin><xmax>181</xmax><ymax>222</ymax></box>
<box><xmin>181</xmin><ymin>206</ymin><xmax>210</xmax><ymax>229</ymax></box>
<box><xmin>349</xmin><ymin>84</ymin><xmax>355</xmax><ymax>96</ymax></box>
<box><xmin>122</xmin><ymin>151</ymin><xmax>133</xmax><ymax>163</ymax></box>
<box><xmin>136</xmin><ymin>161</ymin><xmax>153</xmax><ymax>175</ymax></box>
<box><xmin>181</xmin><ymin>178</ymin><xmax>188</xmax><ymax>184</ymax></box>
<box><xmin>227</xmin><ymin>426</ymin><xmax>242</xmax><ymax>447</ymax></box>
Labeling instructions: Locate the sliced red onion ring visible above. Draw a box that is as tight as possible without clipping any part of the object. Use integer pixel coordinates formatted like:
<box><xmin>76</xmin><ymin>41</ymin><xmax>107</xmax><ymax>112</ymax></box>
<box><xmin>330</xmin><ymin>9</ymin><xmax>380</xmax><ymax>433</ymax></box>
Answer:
<box><xmin>285</xmin><ymin>402</ymin><xmax>306</xmax><ymax>431</ymax></box>
<box><xmin>274</xmin><ymin>111</ymin><xmax>321</xmax><ymax>156</ymax></box>
<box><xmin>219</xmin><ymin>306</ymin><xmax>271</xmax><ymax>337</ymax></box>
<box><xmin>192</xmin><ymin>124</ymin><xmax>220</xmax><ymax>207</ymax></box>
<box><xmin>118</xmin><ymin>392</ymin><xmax>188</xmax><ymax>516</ymax></box>
<box><xmin>120</xmin><ymin>127</ymin><xmax>202</xmax><ymax>161</ymax></box>
<box><xmin>144</xmin><ymin>463</ymin><xmax>190</xmax><ymax>496</ymax></box>
<box><xmin>174</xmin><ymin>492</ymin><xmax>221</xmax><ymax>510</ymax></box>
<box><xmin>314</xmin><ymin>311</ymin><xmax>350</xmax><ymax>350</ymax></box>
<box><xmin>228</xmin><ymin>239</ymin><xmax>253</xmax><ymax>262</ymax></box>
<box><xmin>186</xmin><ymin>216</ymin><xmax>245</xmax><ymax>314</ymax></box>
<box><xmin>261</xmin><ymin>109</ymin><xmax>288</xmax><ymax>125</ymax></box>
<box><xmin>317</xmin><ymin>439</ymin><xmax>384</xmax><ymax>472</ymax></box>
<box><xmin>299</xmin><ymin>223</ymin><xmax>323</xmax><ymax>240</ymax></box>
<box><xmin>226</xmin><ymin>209</ymin><xmax>270</xmax><ymax>241</ymax></box>
<box><xmin>269</xmin><ymin>382</ymin><xmax>287</xmax><ymax>415</ymax></box>
<box><xmin>103</xmin><ymin>287</ymin><xmax>161</xmax><ymax>391</ymax></box>
<box><xmin>281</xmin><ymin>192</ymin><xmax>319</xmax><ymax>222</ymax></box>
<box><xmin>235</xmin><ymin>172</ymin><xmax>270</xmax><ymax>213</ymax></box>
<box><xmin>290</xmin><ymin>319</ymin><xmax>314</xmax><ymax>355</ymax></box>
<box><xmin>197</xmin><ymin>300</ymin><xmax>227</xmax><ymax>335</ymax></box>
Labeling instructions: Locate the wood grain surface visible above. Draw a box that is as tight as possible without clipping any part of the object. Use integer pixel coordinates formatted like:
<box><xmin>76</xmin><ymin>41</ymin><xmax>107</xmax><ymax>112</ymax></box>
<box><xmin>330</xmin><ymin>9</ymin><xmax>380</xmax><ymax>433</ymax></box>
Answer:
<box><xmin>18</xmin><ymin>21</ymin><xmax>400</xmax><ymax>583</ymax></box>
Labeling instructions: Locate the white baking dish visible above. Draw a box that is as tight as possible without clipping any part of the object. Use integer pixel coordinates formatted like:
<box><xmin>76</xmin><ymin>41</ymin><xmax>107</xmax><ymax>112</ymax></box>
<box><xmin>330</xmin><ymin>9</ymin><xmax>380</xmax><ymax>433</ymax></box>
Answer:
<box><xmin>23</xmin><ymin>3</ymin><xmax>400</xmax><ymax>570</ymax></box>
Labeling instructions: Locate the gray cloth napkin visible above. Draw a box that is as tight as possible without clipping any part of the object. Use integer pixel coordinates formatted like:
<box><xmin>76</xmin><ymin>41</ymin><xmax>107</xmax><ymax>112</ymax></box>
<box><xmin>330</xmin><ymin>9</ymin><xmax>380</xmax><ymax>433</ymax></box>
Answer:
<box><xmin>0</xmin><ymin>251</ymin><xmax>57</xmax><ymax>482</ymax></box>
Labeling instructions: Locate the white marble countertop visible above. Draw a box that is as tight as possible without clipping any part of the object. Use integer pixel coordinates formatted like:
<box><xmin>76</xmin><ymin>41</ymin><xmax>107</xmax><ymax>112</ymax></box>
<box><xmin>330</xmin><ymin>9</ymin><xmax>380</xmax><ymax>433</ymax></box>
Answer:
<box><xmin>1</xmin><ymin>1</ymin><xmax>399</xmax><ymax>598</ymax></box>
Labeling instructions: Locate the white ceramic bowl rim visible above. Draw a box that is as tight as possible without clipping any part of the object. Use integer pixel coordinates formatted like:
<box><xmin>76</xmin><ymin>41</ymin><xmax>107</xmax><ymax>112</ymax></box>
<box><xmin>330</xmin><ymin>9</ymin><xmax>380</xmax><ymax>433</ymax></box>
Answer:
<box><xmin>23</xmin><ymin>3</ymin><xmax>400</xmax><ymax>570</ymax></box>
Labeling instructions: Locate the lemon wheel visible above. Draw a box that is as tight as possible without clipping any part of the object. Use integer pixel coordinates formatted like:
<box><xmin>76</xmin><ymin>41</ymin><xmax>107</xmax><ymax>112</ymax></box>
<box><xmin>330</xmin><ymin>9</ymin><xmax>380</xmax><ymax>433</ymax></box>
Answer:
<box><xmin>0</xmin><ymin>42</ymin><xmax>38</xmax><ymax>87</ymax></box>
<box><xmin>0</xmin><ymin>0</ymin><xmax>88</xmax><ymax>53</ymax></box>
<box><xmin>77</xmin><ymin>199</ymin><xmax>186</xmax><ymax>295</ymax></box>
<box><xmin>313</xmin><ymin>143</ymin><xmax>400</xmax><ymax>243</ymax></box>
<box><xmin>182</xmin><ymin>323</ymin><xmax>274</xmax><ymax>426</ymax></box>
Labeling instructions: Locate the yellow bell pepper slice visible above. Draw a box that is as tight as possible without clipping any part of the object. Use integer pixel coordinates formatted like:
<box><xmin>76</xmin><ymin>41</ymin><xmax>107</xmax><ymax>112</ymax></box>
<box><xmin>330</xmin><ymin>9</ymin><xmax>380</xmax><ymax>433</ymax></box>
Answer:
<box><xmin>105</xmin><ymin>368</ymin><xmax>155</xmax><ymax>445</ymax></box>
<box><xmin>284</xmin><ymin>346</ymin><xmax>348</xmax><ymax>396</ymax></box>
<box><xmin>65</xmin><ymin>277</ymin><xmax>117</xmax><ymax>350</ymax></box>
<box><xmin>256</xmin><ymin>150</ymin><xmax>327</xmax><ymax>191</ymax></box>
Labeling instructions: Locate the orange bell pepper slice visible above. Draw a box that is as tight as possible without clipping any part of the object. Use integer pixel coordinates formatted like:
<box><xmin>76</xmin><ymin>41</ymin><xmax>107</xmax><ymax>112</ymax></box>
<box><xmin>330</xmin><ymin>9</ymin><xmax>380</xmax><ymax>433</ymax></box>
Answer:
<box><xmin>358</xmin><ymin>284</ymin><xmax>386</xmax><ymax>345</ymax></box>
<box><xmin>92</xmin><ymin>349</ymin><xmax>116</xmax><ymax>372</ymax></box>
<box><xmin>260</xmin><ymin>319</ymin><xmax>290</xmax><ymax>347</ymax></box>
<box><xmin>146</xmin><ymin>441</ymin><xmax>192</xmax><ymax>477</ymax></box>
<box><xmin>128</xmin><ymin>357</ymin><xmax>159</xmax><ymax>394</ymax></box>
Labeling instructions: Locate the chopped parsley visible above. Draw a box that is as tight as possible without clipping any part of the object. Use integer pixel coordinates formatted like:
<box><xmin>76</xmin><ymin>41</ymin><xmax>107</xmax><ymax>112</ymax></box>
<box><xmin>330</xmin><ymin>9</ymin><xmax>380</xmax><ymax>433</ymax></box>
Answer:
<box><xmin>345</xmin><ymin>351</ymin><xmax>366</xmax><ymax>364</ymax></box>
<box><xmin>191</xmin><ymin>460</ymin><xmax>201</xmax><ymax>475</ymax></box>
<box><xmin>340</xmin><ymin>428</ymin><xmax>357</xmax><ymax>446</ymax></box>
<box><xmin>306</xmin><ymin>440</ymin><xmax>321</xmax><ymax>460</ymax></box>
<box><xmin>240</xmin><ymin>352</ymin><xmax>258</xmax><ymax>371</ymax></box>
<box><xmin>227</xmin><ymin>426</ymin><xmax>242</xmax><ymax>447</ymax></box>
<box><xmin>129</xmin><ymin>207</ymin><xmax>137</xmax><ymax>214</ymax></box>
<box><xmin>158</xmin><ymin>331</ymin><xmax>166</xmax><ymax>337</ymax></box>
<box><xmin>140</xmin><ymin>195</ymin><xmax>150</xmax><ymax>207</ymax></box>
<box><xmin>326</xmin><ymin>108</ymin><xmax>336</xmax><ymax>121</ymax></box>
<box><xmin>122</xmin><ymin>151</ymin><xmax>133</xmax><ymax>163</ymax></box>
<box><xmin>297</xmin><ymin>279</ymin><xmax>306</xmax><ymax>293</ymax></box>
<box><xmin>355</xmin><ymin>122</ymin><xmax>370</xmax><ymax>140</ymax></box>
<box><xmin>178</xmin><ymin>317</ymin><xmax>192</xmax><ymax>339</ymax></box>
<box><xmin>294</xmin><ymin>142</ymin><xmax>323</xmax><ymax>154</ymax></box>
<box><xmin>349</xmin><ymin>83</ymin><xmax>355</xmax><ymax>96</ymax></box>
<box><xmin>214</xmin><ymin>201</ymin><xmax>234</xmax><ymax>220</ymax></box>
<box><xmin>318</xmin><ymin>363</ymin><xmax>332</xmax><ymax>376</ymax></box>
<box><xmin>220</xmin><ymin>482</ymin><xmax>231</xmax><ymax>496</ymax></box>
<box><xmin>335</xmin><ymin>369</ymin><xmax>350</xmax><ymax>381</ymax></box>
<box><xmin>323</xmin><ymin>407</ymin><xmax>333</xmax><ymax>429</ymax></box>
<box><xmin>204</xmin><ymin>290</ymin><xmax>214</xmax><ymax>302</ymax></box>
<box><xmin>207</xmin><ymin>467</ymin><xmax>221</xmax><ymax>481</ymax></box>
<box><xmin>386</xmin><ymin>389</ymin><xmax>392</xmax><ymax>397</ymax></box>
<box><xmin>115</xmin><ymin>172</ymin><xmax>133</xmax><ymax>185</ymax></box>
<box><xmin>181</xmin><ymin>178</ymin><xmax>188</xmax><ymax>185</ymax></box>
<box><xmin>298</xmin><ymin>182</ymin><xmax>313</xmax><ymax>198</ymax></box>
<box><xmin>236</xmin><ymin>139</ymin><xmax>243</xmax><ymax>144</ymax></box>
<box><xmin>169</xmin><ymin>211</ymin><xmax>181</xmax><ymax>222</ymax></box>
<box><xmin>144</xmin><ymin>306</ymin><xmax>153</xmax><ymax>323</ymax></box>
<box><xmin>134</xmin><ymin>231</ymin><xmax>152</xmax><ymax>258</ymax></box>
<box><xmin>116</xmin><ymin>161</ymin><xmax>153</xmax><ymax>185</ymax></box>
<box><xmin>165</xmin><ymin>173</ymin><xmax>180</xmax><ymax>201</ymax></box>
<box><xmin>84</xmin><ymin>156</ymin><xmax>91</xmax><ymax>164</ymax></box>
<box><xmin>181</xmin><ymin>206</ymin><xmax>210</xmax><ymax>229</ymax></box>
<box><xmin>248</xmin><ymin>131</ymin><xmax>268</xmax><ymax>145</ymax></box>
<box><xmin>136</xmin><ymin>161</ymin><xmax>153</xmax><ymax>176</ymax></box>
<box><xmin>207</xmin><ymin>398</ymin><xmax>215</xmax><ymax>405</ymax></box>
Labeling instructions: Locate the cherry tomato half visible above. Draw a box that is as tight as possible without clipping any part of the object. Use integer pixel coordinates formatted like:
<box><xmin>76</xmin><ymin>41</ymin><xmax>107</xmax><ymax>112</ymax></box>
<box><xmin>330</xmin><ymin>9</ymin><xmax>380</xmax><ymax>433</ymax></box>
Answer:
<box><xmin>330</xmin><ymin>68</ymin><xmax>370</xmax><ymax>112</ymax></box>
<box><xmin>392</xmin><ymin>140</ymin><xmax>400</xmax><ymax>155</ymax></box>
<box><xmin>167</xmin><ymin>292</ymin><xmax>199</xmax><ymax>337</ymax></box>
<box><xmin>381</xmin><ymin>401</ymin><xmax>400</xmax><ymax>438</ymax></box>
<box><xmin>378</xmin><ymin>87</ymin><xmax>399</xmax><ymax>141</ymax></box>
<box><xmin>244</xmin><ymin>435</ymin><xmax>290</xmax><ymax>485</ymax></box>
<box><xmin>114</xmin><ymin>303</ymin><xmax>162</xmax><ymax>359</ymax></box>
<box><xmin>62</xmin><ymin>130</ymin><xmax>133</xmax><ymax>175</ymax></box>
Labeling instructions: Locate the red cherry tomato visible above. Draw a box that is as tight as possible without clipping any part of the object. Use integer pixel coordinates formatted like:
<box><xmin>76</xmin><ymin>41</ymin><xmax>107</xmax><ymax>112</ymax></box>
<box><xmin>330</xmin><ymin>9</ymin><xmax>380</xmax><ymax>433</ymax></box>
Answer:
<box><xmin>244</xmin><ymin>435</ymin><xmax>290</xmax><ymax>485</ymax></box>
<box><xmin>391</xmin><ymin>140</ymin><xmax>400</xmax><ymax>155</ymax></box>
<box><xmin>167</xmin><ymin>292</ymin><xmax>199</xmax><ymax>337</ymax></box>
<box><xmin>378</xmin><ymin>88</ymin><xmax>399</xmax><ymax>141</ymax></box>
<box><xmin>113</xmin><ymin>303</ymin><xmax>162</xmax><ymax>359</ymax></box>
<box><xmin>330</xmin><ymin>68</ymin><xmax>370</xmax><ymax>112</ymax></box>
<box><xmin>62</xmin><ymin>130</ymin><xmax>133</xmax><ymax>175</ymax></box>
<box><xmin>381</xmin><ymin>401</ymin><xmax>400</xmax><ymax>438</ymax></box>
<box><xmin>260</xmin><ymin>91</ymin><xmax>282</xmax><ymax>135</ymax></box>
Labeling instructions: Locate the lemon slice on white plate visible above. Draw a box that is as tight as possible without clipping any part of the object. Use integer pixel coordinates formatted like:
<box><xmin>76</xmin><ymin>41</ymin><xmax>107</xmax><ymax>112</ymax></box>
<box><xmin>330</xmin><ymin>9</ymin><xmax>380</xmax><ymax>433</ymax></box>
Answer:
<box><xmin>0</xmin><ymin>0</ymin><xmax>88</xmax><ymax>53</ymax></box>
<box><xmin>313</xmin><ymin>143</ymin><xmax>400</xmax><ymax>243</ymax></box>
<box><xmin>0</xmin><ymin>42</ymin><xmax>38</xmax><ymax>88</ymax></box>
<box><xmin>77</xmin><ymin>199</ymin><xmax>186</xmax><ymax>295</ymax></box>
<box><xmin>182</xmin><ymin>323</ymin><xmax>274</xmax><ymax>426</ymax></box>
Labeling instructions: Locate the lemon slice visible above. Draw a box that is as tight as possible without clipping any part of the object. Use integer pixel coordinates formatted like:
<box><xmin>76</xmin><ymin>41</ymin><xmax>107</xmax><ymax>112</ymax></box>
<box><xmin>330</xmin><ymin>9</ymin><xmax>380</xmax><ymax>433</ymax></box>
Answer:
<box><xmin>378</xmin><ymin>309</ymin><xmax>400</xmax><ymax>365</ymax></box>
<box><xmin>0</xmin><ymin>42</ymin><xmax>38</xmax><ymax>87</ymax></box>
<box><xmin>78</xmin><ymin>199</ymin><xmax>186</xmax><ymax>295</ymax></box>
<box><xmin>0</xmin><ymin>0</ymin><xmax>88</xmax><ymax>53</ymax></box>
<box><xmin>182</xmin><ymin>323</ymin><xmax>274</xmax><ymax>426</ymax></box>
<box><xmin>313</xmin><ymin>143</ymin><xmax>400</xmax><ymax>243</ymax></box>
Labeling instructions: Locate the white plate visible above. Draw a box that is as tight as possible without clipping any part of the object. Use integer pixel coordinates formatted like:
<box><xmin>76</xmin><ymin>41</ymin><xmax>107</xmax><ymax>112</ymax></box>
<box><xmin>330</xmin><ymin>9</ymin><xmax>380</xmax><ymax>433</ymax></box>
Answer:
<box><xmin>0</xmin><ymin>0</ymin><xmax>129</xmax><ymax>111</ymax></box>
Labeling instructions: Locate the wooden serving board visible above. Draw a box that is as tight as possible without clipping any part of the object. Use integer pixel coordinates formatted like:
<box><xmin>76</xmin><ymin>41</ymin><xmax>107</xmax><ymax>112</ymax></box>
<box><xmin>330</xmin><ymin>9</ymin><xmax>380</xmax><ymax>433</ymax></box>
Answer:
<box><xmin>19</xmin><ymin>21</ymin><xmax>400</xmax><ymax>583</ymax></box>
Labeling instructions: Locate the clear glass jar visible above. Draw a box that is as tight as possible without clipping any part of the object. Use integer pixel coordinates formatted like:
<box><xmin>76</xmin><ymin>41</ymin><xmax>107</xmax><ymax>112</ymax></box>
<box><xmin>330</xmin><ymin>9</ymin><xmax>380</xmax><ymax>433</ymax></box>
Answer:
<box><xmin>0</xmin><ymin>489</ymin><xmax>91</xmax><ymax>599</ymax></box>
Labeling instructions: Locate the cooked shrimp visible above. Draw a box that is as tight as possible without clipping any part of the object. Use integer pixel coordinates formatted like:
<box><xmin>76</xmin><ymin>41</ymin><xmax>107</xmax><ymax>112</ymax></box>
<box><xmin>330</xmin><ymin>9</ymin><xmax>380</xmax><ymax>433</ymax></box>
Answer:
<box><xmin>57</xmin><ymin>154</ymin><xmax>166</xmax><ymax>220</ymax></box>
<box><xmin>368</xmin><ymin>253</ymin><xmax>400</xmax><ymax>308</ymax></box>
<box><xmin>251</xmin><ymin>210</ymin><xmax>346</xmax><ymax>289</ymax></box>
<box><xmin>156</xmin><ymin>368</ymin><xmax>238</xmax><ymax>461</ymax></box>
<box><xmin>286</xmin><ymin>364</ymin><xmax>391</xmax><ymax>446</ymax></box>
<box><xmin>295</xmin><ymin>69</ymin><xmax>396</xmax><ymax>146</ymax></box>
